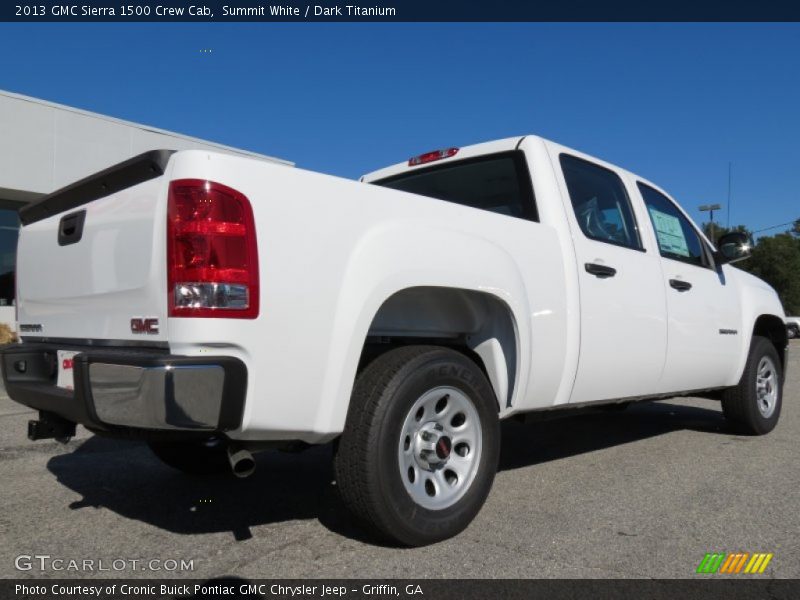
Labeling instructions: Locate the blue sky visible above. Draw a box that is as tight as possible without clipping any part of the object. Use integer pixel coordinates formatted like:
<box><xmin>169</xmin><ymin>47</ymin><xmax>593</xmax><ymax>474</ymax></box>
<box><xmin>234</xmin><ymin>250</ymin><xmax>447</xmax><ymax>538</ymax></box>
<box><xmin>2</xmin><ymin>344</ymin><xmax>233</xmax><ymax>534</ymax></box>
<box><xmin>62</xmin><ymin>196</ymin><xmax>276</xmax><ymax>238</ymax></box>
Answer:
<box><xmin>0</xmin><ymin>23</ymin><xmax>797</xmax><ymax>235</ymax></box>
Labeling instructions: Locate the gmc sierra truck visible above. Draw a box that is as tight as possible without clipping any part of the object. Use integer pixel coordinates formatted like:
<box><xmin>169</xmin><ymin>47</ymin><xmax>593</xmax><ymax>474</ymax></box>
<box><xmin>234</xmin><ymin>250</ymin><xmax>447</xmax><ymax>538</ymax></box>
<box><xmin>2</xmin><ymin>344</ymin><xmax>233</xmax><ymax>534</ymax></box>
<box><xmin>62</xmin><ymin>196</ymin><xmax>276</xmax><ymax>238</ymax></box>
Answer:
<box><xmin>1</xmin><ymin>135</ymin><xmax>788</xmax><ymax>546</ymax></box>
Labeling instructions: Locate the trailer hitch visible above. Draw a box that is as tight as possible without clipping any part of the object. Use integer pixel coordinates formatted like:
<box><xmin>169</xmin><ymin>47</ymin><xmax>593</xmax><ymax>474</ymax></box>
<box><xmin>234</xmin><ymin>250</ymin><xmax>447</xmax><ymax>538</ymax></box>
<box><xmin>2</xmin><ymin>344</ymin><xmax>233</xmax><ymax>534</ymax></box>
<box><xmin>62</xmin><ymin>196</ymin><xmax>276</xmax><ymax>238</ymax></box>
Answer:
<box><xmin>28</xmin><ymin>411</ymin><xmax>76</xmax><ymax>443</ymax></box>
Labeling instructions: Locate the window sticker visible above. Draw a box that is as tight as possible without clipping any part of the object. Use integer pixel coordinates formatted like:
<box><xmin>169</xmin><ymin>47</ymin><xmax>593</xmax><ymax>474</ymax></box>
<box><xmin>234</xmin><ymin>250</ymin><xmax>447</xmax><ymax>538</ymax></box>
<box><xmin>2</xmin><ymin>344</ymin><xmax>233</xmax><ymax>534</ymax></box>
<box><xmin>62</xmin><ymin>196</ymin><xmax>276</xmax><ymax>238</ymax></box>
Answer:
<box><xmin>648</xmin><ymin>207</ymin><xmax>690</xmax><ymax>257</ymax></box>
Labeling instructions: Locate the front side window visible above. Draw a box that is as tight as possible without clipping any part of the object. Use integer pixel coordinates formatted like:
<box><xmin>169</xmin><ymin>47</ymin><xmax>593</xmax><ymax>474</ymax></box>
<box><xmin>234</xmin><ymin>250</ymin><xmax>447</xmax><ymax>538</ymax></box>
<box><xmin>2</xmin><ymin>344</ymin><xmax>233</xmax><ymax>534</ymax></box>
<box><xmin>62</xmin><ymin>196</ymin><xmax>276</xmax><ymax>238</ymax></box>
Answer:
<box><xmin>559</xmin><ymin>154</ymin><xmax>641</xmax><ymax>250</ymax></box>
<box><xmin>638</xmin><ymin>183</ymin><xmax>706</xmax><ymax>268</ymax></box>
<box><xmin>373</xmin><ymin>151</ymin><xmax>537</xmax><ymax>221</ymax></box>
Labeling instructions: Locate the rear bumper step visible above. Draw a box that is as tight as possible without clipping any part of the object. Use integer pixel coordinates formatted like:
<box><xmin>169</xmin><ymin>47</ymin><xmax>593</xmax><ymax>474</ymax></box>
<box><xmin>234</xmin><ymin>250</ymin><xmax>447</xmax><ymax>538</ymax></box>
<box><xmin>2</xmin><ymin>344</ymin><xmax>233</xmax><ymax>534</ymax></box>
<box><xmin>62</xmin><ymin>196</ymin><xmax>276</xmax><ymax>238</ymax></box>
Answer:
<box><xmin>1</xmin><ymin>343</ymin><xmax>247</xmax><ymax>434</ymax></box>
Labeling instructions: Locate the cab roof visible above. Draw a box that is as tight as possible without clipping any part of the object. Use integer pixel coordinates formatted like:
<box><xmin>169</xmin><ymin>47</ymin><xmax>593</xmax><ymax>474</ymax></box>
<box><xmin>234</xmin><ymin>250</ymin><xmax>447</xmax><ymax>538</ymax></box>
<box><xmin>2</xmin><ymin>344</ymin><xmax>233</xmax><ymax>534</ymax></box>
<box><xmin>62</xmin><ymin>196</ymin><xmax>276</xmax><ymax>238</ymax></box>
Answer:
<box><xmin>361</xmin><ymin>136</ymin><xmax>526</xmax><ymax>183</ymax></box>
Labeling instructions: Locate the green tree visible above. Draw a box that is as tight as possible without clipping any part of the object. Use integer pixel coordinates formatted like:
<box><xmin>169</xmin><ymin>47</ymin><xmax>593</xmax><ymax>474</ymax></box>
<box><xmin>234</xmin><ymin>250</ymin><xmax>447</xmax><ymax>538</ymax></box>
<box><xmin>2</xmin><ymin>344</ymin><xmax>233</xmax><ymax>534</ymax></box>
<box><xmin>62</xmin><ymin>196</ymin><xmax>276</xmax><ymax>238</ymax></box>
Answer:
<box><xmin>700</xmin><ymin>222</ymin><xmax>750</xmax><ymax>243</ymax></box>
<box><xmin>744</xmin><ymin>233</ymin><xmax>800</xmax><ymax>315</ymax></box>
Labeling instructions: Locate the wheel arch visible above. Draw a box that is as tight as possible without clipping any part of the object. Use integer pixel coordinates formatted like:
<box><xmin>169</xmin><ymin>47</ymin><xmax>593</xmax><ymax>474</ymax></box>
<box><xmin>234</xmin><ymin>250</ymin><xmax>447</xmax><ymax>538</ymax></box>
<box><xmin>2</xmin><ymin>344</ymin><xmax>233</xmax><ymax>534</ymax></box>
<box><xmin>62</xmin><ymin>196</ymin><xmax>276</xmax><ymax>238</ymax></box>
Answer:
<box><xmin>752</xmin><ymin>314</ymin><xmax>788</xmax><ymax>380</ymax></box>
<box><xmin>360</xmin><ymin>286</ymin><xmax>520</xmax><ymax>411</ymax></box>
<box><xmin>308</xmin><ymin>222</ymin><xmax>545</xmax><ymax>440</ymax></box>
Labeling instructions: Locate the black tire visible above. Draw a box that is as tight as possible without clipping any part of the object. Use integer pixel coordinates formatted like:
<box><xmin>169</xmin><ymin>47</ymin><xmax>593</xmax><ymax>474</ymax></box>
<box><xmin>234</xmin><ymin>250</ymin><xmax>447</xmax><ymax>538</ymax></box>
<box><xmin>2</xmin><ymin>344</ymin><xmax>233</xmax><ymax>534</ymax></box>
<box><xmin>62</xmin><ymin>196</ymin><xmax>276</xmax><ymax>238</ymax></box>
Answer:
<box><xmin>721</xmin><ymin>336</ymin><xmax>783</xmax><ymax>435</ymax></box>
<box><xmin>148</xmin><ymin>437</ymin><xmax>230</xmax><ymax>475</ymax></box>
<box><xmin>334</xmin><ymin>345</ymin><xmax>500</xmax><ymax>546</ymax></box>
<box><xmin>788</xmin><ymin>325</ymin><xmax>799</xmax><ymax>340</ymax></box>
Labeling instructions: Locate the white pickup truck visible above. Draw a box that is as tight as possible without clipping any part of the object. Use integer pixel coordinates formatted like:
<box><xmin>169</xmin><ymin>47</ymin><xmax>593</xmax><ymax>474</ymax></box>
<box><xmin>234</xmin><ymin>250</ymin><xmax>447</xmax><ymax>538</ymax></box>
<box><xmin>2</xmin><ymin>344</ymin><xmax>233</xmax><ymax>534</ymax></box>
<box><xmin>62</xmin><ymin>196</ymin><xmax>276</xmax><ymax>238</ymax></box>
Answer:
<box><xmin>2</xmin><ymin>136</ymin><xmax>788</xmax><ymax>546</ymax></box>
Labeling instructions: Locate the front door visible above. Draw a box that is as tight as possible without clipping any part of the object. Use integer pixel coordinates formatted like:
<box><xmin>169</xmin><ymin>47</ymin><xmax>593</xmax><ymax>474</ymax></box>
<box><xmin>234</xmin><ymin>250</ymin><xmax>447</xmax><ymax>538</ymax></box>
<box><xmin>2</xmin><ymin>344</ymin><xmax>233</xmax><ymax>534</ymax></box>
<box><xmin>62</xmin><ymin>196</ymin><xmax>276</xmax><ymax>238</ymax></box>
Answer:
<box><xmin>637</xmin><ymin>182</ymin><xmax>742</xmax><ymax>392</ymax></box>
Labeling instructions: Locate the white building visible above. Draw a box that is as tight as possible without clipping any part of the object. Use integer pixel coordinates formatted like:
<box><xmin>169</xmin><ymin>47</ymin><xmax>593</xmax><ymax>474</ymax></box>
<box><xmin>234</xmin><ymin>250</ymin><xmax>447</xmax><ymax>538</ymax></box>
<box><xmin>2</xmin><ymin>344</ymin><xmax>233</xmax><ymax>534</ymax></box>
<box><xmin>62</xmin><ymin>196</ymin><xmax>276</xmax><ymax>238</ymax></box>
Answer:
<box><xmin>0</xmin><ymin>89</ymin><xmax>291</xmax><ymax>328</ymax></box>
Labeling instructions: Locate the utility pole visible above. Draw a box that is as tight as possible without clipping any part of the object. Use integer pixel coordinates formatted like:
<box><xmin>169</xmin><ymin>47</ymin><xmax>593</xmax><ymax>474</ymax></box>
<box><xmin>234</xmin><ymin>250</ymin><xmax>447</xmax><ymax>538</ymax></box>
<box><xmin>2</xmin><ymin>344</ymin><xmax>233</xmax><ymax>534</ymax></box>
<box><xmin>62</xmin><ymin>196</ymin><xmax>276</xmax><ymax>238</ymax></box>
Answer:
<box><xmin>699</xmin><ymin>203</ymin><xmax>722</xmax><ymax>242</ymax></box>
<box><xmin>726</xmin><ymin>162</ymin><xmax>732</xmax><ymax>228</ymax></box>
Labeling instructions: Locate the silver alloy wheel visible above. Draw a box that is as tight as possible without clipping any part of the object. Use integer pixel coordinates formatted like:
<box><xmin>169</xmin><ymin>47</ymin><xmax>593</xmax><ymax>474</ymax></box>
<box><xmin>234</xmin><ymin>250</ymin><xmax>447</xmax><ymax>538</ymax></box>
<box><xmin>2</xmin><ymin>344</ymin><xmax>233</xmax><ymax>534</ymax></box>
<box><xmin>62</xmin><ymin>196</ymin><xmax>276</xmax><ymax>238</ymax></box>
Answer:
<box><xmin>755</xmin><ymin>356</ymin><xmax>778</xmax><ymax>418</ymax></box>
<box><xmin>398</xmin><ymin>386</ymin><xmax>483</xmax><ymax>510</ymax></box>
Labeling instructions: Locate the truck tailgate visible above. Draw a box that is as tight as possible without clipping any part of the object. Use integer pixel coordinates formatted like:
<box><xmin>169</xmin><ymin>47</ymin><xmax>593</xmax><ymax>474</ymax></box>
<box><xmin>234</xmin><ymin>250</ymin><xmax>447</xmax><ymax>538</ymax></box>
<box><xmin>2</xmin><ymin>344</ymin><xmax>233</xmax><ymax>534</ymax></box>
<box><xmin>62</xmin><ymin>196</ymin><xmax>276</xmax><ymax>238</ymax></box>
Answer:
<box><xmin>16</xmin><ymin>151</ymin><xmax>172</xmax><ymax>343</ymax></box>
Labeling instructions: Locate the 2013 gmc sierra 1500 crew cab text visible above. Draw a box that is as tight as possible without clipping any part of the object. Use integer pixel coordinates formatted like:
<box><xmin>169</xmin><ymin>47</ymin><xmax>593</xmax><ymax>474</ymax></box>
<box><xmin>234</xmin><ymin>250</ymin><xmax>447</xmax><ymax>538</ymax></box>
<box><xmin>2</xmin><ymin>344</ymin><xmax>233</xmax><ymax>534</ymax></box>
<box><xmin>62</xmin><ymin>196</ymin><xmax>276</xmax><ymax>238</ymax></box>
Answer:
<box><xmin>1</xmin><ymin>135</ymin><xmax>788</xmax><ymax>546</ymax></box>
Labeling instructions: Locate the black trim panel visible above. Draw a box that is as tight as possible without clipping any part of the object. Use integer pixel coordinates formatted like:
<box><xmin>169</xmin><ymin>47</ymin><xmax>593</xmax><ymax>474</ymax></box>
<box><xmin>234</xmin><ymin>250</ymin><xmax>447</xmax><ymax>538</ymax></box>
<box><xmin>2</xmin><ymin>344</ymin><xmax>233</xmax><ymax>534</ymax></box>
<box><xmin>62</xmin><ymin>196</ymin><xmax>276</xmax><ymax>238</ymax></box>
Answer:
<box><xmin>19</xmin><ymin>150</ymin><xmax>175</xmax><ymax>226</ymax></box>
<box><xmin>20</xmin><ymin>336</ymin><xmax>169</xmax><ymax>350</ymax></box>
<box><xmin>1</xmin><ymin>342</ymin><xmax>246</xmax><ymax>433</ymax></box>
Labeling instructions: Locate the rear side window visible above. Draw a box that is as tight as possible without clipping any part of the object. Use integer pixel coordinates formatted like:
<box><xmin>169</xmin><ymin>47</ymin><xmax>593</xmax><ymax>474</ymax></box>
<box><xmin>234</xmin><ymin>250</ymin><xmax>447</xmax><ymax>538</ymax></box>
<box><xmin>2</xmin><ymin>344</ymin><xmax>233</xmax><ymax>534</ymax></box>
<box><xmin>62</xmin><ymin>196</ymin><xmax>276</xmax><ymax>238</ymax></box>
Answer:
<box><xmin>372</xmin><ymin>151</ymin><xmax>537</xmax><ymax>221</ymax></box>
<box><xmin>638</xmin><ymin>183</ymin><xmax>706</xmax><ymax>268</ymax></box>
<box><xmin>559</xmin><ymin>154</ymin><xmax>642</xmax><ymax>250</ymax></box>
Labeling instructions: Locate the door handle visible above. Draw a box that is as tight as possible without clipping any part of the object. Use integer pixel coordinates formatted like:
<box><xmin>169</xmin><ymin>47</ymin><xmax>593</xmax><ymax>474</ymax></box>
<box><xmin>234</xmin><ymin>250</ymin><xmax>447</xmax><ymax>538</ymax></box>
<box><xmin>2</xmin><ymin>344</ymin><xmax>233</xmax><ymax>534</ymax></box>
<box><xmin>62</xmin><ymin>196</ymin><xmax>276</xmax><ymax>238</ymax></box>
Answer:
<box><xmin>584</xmin><ymin>263</ymin><xmax>617</xmax><ymax>278</ymax></box>
<box><xmin>58</xmin><ymin>210</ymin><xmax>87</xmax><ymax>246</ymax></box>
<box><xmin>669</xmin><ymin>279</ymin><xmax>692</xmax><ymax>292</ymax></box>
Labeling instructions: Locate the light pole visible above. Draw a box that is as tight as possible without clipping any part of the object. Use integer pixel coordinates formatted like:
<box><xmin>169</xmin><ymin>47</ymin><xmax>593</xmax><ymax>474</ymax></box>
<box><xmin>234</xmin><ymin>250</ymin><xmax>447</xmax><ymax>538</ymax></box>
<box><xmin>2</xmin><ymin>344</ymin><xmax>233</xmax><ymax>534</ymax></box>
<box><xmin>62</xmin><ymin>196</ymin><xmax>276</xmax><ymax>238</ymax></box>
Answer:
<box><xmin>699</xmin><ymin>203</ymin><xmax>722</xmax><ymax>242</ymax></box>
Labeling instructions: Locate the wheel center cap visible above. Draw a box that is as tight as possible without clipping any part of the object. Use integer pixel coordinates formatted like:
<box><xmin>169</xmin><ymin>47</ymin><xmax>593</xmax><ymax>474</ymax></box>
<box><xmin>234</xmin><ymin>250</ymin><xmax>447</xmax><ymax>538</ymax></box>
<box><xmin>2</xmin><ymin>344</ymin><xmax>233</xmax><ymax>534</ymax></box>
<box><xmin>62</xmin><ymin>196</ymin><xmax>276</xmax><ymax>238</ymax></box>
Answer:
<box><xmin>414</xmin><ymin>422</ymin><xmax>450</xmax><ymax>469</ymax></box>
<box><xmin>435</xmin><ymin>436</ymin><xmax>452</xmax><ymax>460</ymax></box>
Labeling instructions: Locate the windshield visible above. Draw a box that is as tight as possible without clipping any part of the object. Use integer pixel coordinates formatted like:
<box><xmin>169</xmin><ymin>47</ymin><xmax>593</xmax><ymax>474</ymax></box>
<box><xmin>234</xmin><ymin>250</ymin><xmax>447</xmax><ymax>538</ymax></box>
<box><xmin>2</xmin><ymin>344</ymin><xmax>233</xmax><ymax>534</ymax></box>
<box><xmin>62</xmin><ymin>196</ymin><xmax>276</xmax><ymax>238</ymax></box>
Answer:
<box><xmin>372</xmin><ymin>151</ymin><xmax>537</xmax><ymax>221</ymax></box>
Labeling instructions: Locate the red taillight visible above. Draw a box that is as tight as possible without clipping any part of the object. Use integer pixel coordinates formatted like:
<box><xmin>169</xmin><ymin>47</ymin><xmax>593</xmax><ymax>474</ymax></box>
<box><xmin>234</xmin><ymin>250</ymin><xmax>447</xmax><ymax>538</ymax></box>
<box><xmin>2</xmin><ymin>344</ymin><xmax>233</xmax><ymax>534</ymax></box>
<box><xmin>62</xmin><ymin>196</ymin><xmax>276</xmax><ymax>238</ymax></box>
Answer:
<box><xmin>167</xmin><ymin>179</ymin><xmax>259</xmax><ymax>319</ymax></box>
<box><xmin>408</xmin><ymin>147</ymin><xmax>459</xmax><ymax>166</ymax></box>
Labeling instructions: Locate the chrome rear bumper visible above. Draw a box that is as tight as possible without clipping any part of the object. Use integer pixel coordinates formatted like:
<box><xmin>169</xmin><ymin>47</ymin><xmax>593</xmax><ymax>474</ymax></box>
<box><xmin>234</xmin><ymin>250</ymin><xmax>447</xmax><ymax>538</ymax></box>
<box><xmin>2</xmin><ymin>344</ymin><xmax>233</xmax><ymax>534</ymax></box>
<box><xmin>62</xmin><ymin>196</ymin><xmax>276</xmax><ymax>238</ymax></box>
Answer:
<box><xmin>1</xmin><ymin>343</ymin><xmax>247</xmax><ymax>434</ymax></box>
<box><xmin>90</xmin><ymin>363</ymin><xmax>226</xmax><ymax>430</ymax></box>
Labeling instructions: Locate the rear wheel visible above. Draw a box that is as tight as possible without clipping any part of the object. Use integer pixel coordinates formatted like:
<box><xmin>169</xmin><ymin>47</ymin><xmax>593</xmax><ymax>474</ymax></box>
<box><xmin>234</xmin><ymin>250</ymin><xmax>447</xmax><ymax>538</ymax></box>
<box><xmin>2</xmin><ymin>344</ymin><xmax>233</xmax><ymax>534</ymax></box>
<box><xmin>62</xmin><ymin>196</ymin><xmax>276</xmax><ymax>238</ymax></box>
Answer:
<box><xmin>148</xmin><ymin>437</ymin><xmax>230</xmax><ymax>475</ymax></box>
<box><xmin>335</xmin><ymin>346</ymin><xmax>500</xmax><ymax>546</ymax></box>
<box><xmin>722</xmin><ymin>336</ymin><xmax>782</xmax><ymax>435</ymax></box>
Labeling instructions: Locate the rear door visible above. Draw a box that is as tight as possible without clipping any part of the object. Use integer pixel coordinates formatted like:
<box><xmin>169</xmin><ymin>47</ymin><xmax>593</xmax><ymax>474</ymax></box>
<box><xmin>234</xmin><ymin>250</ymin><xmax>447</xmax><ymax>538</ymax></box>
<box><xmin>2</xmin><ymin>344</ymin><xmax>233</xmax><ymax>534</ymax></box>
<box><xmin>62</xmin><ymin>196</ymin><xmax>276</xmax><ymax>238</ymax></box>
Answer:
<box><xmin>555</xmin><ymin>153</ymin><xmax>668</xmax><ymax>404</ymax></box>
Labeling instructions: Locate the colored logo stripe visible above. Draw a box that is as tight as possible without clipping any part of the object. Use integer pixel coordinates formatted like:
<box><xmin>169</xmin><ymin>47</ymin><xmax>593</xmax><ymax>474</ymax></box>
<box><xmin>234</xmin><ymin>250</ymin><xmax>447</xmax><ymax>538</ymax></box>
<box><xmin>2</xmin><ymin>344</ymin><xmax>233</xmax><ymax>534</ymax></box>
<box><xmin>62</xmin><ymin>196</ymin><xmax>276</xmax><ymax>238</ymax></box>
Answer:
<box><xmin>744</xmin><ymin>553</ymin><xmax>774</xmax><ymax>574</ymax></box>
<box><xmin>719</xmin><ymin>553</ymin><xmax>749</xmax><ymax>573</ymax></box>
<box><xmin>696</xmin><ymin>552</ymin><xmax>773</xmax><ymax>574</ymax></box>
<box><xmin>697</xmin><ymin>553</ymin><xmax>726</xmax><ymax>573</ymax></box>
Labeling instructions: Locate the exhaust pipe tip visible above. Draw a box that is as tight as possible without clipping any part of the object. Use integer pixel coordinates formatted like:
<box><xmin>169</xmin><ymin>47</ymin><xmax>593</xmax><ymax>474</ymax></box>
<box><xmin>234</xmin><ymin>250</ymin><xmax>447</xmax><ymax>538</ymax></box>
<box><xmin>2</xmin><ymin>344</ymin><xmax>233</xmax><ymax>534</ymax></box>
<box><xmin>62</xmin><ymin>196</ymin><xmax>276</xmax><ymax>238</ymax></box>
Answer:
<box><xmin>227</xmin><ymin>446</ymin><xmax>256</xmax><ymax>478</ymax></box>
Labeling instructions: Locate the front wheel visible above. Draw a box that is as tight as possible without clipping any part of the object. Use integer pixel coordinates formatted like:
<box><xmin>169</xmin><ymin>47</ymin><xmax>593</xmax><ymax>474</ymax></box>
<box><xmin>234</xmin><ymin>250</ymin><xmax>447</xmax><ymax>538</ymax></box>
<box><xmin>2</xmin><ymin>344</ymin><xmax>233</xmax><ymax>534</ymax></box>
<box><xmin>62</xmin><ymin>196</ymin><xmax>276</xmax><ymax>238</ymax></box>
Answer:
<box><xmin>722</xmin><ymin>336</ymin><xmax>783</xmax><ymax>435</ymax></box>
<box><xmin>334</xmin><ymin>346</ymin><xmax>500</xmax><ymax>546</ymax></box>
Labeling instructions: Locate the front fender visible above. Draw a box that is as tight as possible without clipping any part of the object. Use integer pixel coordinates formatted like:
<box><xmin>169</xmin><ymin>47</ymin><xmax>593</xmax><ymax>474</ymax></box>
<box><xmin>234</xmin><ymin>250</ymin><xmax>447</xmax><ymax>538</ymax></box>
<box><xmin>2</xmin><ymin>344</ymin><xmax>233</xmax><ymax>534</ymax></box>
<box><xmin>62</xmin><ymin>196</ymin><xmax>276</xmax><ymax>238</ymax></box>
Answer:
<box><xmin>733</xmin><ymin>267</ymin><xmax>787</xmax><ymax>384</ymax></box>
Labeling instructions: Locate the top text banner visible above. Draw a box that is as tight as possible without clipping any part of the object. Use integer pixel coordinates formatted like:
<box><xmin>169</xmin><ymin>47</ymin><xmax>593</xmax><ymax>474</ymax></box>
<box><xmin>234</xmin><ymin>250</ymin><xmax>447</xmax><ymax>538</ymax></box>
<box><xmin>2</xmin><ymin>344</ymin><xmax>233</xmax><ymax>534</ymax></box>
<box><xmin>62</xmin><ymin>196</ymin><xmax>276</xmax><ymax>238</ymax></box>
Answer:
<box><xmin>4</xmin><ymin>1</ymin><xmax>800</xmax><ymax>22</ymax></box>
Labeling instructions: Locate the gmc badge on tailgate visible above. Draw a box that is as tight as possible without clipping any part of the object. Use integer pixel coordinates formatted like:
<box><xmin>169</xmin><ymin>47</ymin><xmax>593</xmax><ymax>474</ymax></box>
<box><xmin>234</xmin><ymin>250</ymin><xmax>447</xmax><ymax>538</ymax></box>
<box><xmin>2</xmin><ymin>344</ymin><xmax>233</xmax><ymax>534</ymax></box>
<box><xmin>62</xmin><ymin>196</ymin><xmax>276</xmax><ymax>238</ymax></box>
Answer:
<box><xmin>130</xmin><ymin>317</ymin><xmax>159</xmax><ymax>335</ymax></box>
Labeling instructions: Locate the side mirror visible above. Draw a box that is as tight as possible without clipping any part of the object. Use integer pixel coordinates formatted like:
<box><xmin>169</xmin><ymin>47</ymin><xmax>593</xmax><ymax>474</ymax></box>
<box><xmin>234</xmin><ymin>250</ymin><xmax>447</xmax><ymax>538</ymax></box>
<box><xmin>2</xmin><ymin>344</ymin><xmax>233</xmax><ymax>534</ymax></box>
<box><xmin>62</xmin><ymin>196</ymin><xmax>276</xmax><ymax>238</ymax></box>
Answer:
<box><xmin>715</xmin><ymin>231</ymin><xmax>753</xmax><ymax>265</ymax></box>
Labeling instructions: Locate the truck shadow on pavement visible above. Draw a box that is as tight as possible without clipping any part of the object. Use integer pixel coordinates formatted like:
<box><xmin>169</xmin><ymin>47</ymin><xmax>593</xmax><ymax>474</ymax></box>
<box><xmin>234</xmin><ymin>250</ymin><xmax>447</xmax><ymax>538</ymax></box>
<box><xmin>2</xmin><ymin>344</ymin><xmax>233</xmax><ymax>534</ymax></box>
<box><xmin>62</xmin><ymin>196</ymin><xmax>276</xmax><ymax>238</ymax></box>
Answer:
<box><xmin>496</xmin><ymin>400</ymin><xmax>729</xmax><ymax>472</ymax></box>
<box><xmin>46</xmin><ymin>400</ymin><xmax>730</xmax><ymax>544</ymax></box>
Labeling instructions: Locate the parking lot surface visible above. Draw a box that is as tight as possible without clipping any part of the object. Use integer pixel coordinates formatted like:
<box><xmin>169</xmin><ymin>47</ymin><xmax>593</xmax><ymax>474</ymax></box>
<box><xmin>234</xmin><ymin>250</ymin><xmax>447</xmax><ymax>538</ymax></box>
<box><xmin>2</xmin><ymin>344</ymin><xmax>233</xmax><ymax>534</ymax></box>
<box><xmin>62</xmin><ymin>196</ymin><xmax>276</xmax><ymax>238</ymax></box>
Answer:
<box><xmin>0</xmin><ymin>342</ymin><xmax>797</xmax><ymax>579</ymax></box>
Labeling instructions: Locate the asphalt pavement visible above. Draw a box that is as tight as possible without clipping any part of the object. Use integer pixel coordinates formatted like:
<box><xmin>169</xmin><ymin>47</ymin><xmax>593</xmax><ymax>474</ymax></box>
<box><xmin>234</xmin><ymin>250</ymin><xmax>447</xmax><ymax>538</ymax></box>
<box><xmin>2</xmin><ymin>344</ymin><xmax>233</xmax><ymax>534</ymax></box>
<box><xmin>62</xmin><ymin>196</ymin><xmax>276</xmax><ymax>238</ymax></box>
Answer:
<box><xmin>0</xmin><ymin>342</ymin><xmax>797</xmax><ymax>579</ymax></box>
